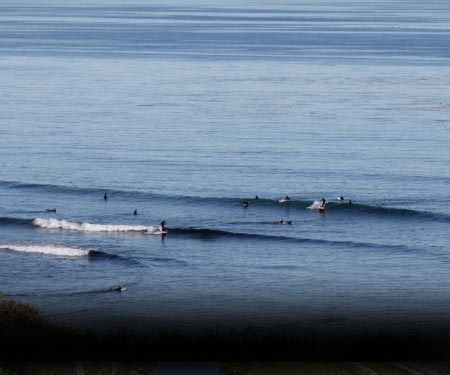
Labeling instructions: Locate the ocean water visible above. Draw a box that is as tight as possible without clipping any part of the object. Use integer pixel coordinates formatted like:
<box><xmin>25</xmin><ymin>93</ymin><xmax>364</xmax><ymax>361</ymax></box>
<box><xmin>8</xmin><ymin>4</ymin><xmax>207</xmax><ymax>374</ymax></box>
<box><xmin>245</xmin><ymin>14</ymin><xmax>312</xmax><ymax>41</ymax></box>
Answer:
<box><xmin>0</xmin><ymin>0</ymin><xmax>449</xmax><ymax>337</ymax></box>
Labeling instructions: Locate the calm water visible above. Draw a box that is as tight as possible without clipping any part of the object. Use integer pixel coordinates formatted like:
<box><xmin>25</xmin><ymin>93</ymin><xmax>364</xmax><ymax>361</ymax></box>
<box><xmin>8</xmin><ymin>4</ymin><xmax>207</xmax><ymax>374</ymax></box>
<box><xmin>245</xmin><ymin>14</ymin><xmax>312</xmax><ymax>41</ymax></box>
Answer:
<box><xmin>0</xmin><ymin>0</ymin><xmax>449</xmax><ymax>336</ymax></box>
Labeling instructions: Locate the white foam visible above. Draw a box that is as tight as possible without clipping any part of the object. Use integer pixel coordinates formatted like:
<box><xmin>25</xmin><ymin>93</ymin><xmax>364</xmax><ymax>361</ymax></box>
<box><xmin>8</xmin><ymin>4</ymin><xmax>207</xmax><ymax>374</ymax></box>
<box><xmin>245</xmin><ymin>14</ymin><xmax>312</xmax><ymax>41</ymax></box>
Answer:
<box><xmin>307</xmin><ymin>200</ymin><xmax>323</xmax><ymax>210</ymax></box>
<box><xmin>33</xmin><ymin>218</ymin><xmax>161</xmax><ymax>233</ymax></box>
<box><xmin>0</xmin><ymin>244</ymin><xmax>90</xmax><ymax>257</ymax></box>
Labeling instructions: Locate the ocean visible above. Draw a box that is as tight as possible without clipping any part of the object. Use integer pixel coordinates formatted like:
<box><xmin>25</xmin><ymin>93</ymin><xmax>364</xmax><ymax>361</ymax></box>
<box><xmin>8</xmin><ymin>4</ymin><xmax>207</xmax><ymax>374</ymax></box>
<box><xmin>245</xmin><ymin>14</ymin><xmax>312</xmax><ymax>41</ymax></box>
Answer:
<box><xmin>0</xmin><ymin>0</ymin><xmax>449</xmax><ymax>341</ymax></box>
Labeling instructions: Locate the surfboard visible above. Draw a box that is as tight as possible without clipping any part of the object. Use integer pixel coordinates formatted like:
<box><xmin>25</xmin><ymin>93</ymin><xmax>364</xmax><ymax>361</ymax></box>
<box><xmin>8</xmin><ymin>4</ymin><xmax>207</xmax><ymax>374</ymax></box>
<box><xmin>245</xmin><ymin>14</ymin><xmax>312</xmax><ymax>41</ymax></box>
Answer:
<box><xmin>112</xmin><ymin>286</ymin><xmax>127</xmax><ymax>292</ymax></box>
<box><xmin>278</xmin><ymin>199</ymin><xmax>291</xmax><ymax>203</ymax></box>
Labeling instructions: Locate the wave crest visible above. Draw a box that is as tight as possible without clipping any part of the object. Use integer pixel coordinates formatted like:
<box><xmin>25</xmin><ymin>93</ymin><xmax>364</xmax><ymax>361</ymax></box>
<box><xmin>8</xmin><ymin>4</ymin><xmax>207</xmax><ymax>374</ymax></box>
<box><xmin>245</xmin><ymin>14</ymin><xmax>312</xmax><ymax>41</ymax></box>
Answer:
<box><xmin>0</xmin><ymin>244</ymin><xmax>90</xmax><ymax>257</ymax></box>
<box><xmin>33</xmin><ymin>218</ymin><xmax>162</xmax><ymax>233</ymax></box>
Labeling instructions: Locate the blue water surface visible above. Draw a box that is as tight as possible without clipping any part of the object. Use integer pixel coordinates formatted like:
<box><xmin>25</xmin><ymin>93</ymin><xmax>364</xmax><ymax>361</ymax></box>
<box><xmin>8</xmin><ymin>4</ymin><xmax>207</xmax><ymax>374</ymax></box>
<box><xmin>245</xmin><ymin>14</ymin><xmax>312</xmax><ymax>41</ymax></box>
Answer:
<box><xmin>0</xmin><ymin>0</ymin><xmax>449</xmax><ymax>335</ymax></box>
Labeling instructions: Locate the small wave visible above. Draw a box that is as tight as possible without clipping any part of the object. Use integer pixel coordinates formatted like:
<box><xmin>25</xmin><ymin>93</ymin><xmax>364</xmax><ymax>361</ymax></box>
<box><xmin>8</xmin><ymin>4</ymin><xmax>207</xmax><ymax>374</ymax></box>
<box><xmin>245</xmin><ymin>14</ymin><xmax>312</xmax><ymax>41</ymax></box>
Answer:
<box><xmin>5</xmin><ymin>285</ymin><xmax>135</xmax><ymax>298</ymax></box>
<box><xmin>88</xmin><ymin>250</ymin><xmax>127</xmax><ymax>261</ymax></box>
<box><xmin>0</xmin><ymin>244</ymin><xmax>90</xmax><ymax>257</ymax></box>
<box><xmin>332</xmin><ymin>202</ymin><xmax>439</xmax><ymax>219</ymax></box>
<box><xmin>54</xmin><ymin>285</ymin><xmax>132</xmax><ymax>296</ymax></box>
<box><xmin>169</xmin><ymin>227</ymin><xmax>413</xmax><ymax>252</ymax></box>
<box><xmin>0</xmin><ymin>180</ymin><xmax>176</xmax><ymax>202</ymax></box>
<box><xmin>258</xmin><ymin>265</ymin><xmax>301</xmax><ymax>270</ymax></box>
<box><xmin>0</xmin><ymin>217</ymin><xmax>33</xmax><ymax>225</ymax></box>
<box><xmin>1</xmin><ymin>179</ymin><xmax>449</xmax><ymax>221</ymax></box>
<box><xmin>33</xmin><ymin>218</ymin><xmax>162</xmax><ymax>233</ymax></box>
<box><xmin>147</xmin><ymin>257</ymin><xmax>188</xmax><ymax>267</ymax></box>
<box><xmin>0</xmin><ymin>180</ymin><xmax>109</xmax><ymax>196</ymax></box>
<box><xmin>304</xmin><ymin>201</ymin><xmax>450</xmax><ymax>221</ymax></box>
<box><xmin>169</xmin><ymin>227</ymin><xmax>262</xmax><ymax>239</ymax></box>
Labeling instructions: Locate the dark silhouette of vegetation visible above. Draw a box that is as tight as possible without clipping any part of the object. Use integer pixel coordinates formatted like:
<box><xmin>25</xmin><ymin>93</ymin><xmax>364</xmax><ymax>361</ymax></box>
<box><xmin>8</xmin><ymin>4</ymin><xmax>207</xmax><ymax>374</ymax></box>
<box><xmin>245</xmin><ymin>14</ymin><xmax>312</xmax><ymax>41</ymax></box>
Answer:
<box><xmin>0</xmin><ymin>295</ymin><xmax>448</xmax><ymax>361</ymax></box>
<box><xmin>0</xmin><ymin>293</ymin><xmax>75</xmax><ymax>340</ymax></box>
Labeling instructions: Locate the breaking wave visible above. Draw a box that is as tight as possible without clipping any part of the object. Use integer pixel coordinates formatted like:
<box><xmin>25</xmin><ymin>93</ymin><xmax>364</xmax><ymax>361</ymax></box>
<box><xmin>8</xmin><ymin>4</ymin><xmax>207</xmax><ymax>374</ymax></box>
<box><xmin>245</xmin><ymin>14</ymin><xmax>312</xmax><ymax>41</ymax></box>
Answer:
<box><xmin>33</xmin><ymin>218</ymin><xmax>163</xmax><ymax>234</ymax></box>
<box><xmin>0</xmin><ymin>244</ymin><xmax>90</xmax><ymax>257</ymax></box>
<box><xmin>0</xmin><ymin>244</ymin><xmax>135</xmax><ymax>264</ymax></box>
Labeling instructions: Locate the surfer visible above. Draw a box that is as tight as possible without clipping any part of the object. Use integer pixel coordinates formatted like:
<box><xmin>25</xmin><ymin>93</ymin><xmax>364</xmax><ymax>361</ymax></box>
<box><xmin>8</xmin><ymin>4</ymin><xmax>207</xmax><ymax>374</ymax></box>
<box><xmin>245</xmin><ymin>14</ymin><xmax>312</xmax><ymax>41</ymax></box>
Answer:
<box><xmin>278</xmin><ymin>195</ymin><xmax>292</xmax><ymax>204</ymax></box>
<box><xmin>348</xmin><ymin>199</ymin><xmax>353</xmax><ymax>205</ymax></box>
<box><xmin>273</xmin><ymin>219</ymin><xmax>292</xmax><ymax>225</ymax></box>
<box><xmin>319</xmin><ymin>198</ymin><xmax>326</xmax><ymax>211</ymax></box>
<box><xmin>46</xmin><ymin>209</ymin><xmax>56</xmax><ymax>213</ymax></box>
<box><xmin>104</xmin><ymin>192</ymin><xmax>108</xmax><ymax>201</ymax></box>
<box><xmin>160</xmin><ymin>220</ymin><xmax>166</xmax><ymax>231</ymax></box>
<box><xmin>255</xmin><ymin>195</ymin><xmax>259</xmax><ymax>200</ymax></box>
<box><xmin>242</xmin><ymin>201</ymin><xmax>249</xmax><ymax>207</ymax></box>
<box><xmin>337</xmin><ymin>196</ymin><xmax>344</xmax><ymax>201</ymax></box>
<box><xmin>133</xmin><ymin>209</ymin><xmax>138</xmax><ymax>215</ymax></box>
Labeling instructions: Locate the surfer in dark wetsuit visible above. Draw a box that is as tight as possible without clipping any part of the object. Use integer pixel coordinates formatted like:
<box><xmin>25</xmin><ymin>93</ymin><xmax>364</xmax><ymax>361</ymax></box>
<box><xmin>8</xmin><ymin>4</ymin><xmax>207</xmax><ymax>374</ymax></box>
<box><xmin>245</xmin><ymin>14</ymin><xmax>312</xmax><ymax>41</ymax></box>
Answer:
<box><xmin>273</xmin><ymin>219</ymin><xmax>292</xmax><ymax>225</ymax></box>
<box><xmin>242</xmin><ymin>201</ymin><xmax>249</xmax><ymax>207</ymax></box>
<box><xmin>348</xmin><ymin>199</ymin><xmax>353</xmax><ymax>205</ymax></box>
<box><xmin>160</xmin><ymin>220</ymin><xmax>166</xmax><ymax>231</ymax></box>
<box><xmin>104</xmin><ymin>192</ymin><xmax>108</xmax><ymax>201</ymax></box>
<box><xmin>133</xmin><ymin>209</ymin><xmax>138</xmax><ymax>215</ymax></box>
<box><xmin>320</xmin><ymin>198</ymin><xmax>326</xmax><ymax>210</ymax></box>
<box><xmin>255</xmin><ymin>195</ymin><xmax>259</xmax><ymax>200</ymax></box>
<box><xmin>284</xmin><ymin>195</ymin><xmax>291</xmax><ymax>201</ymax></box>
